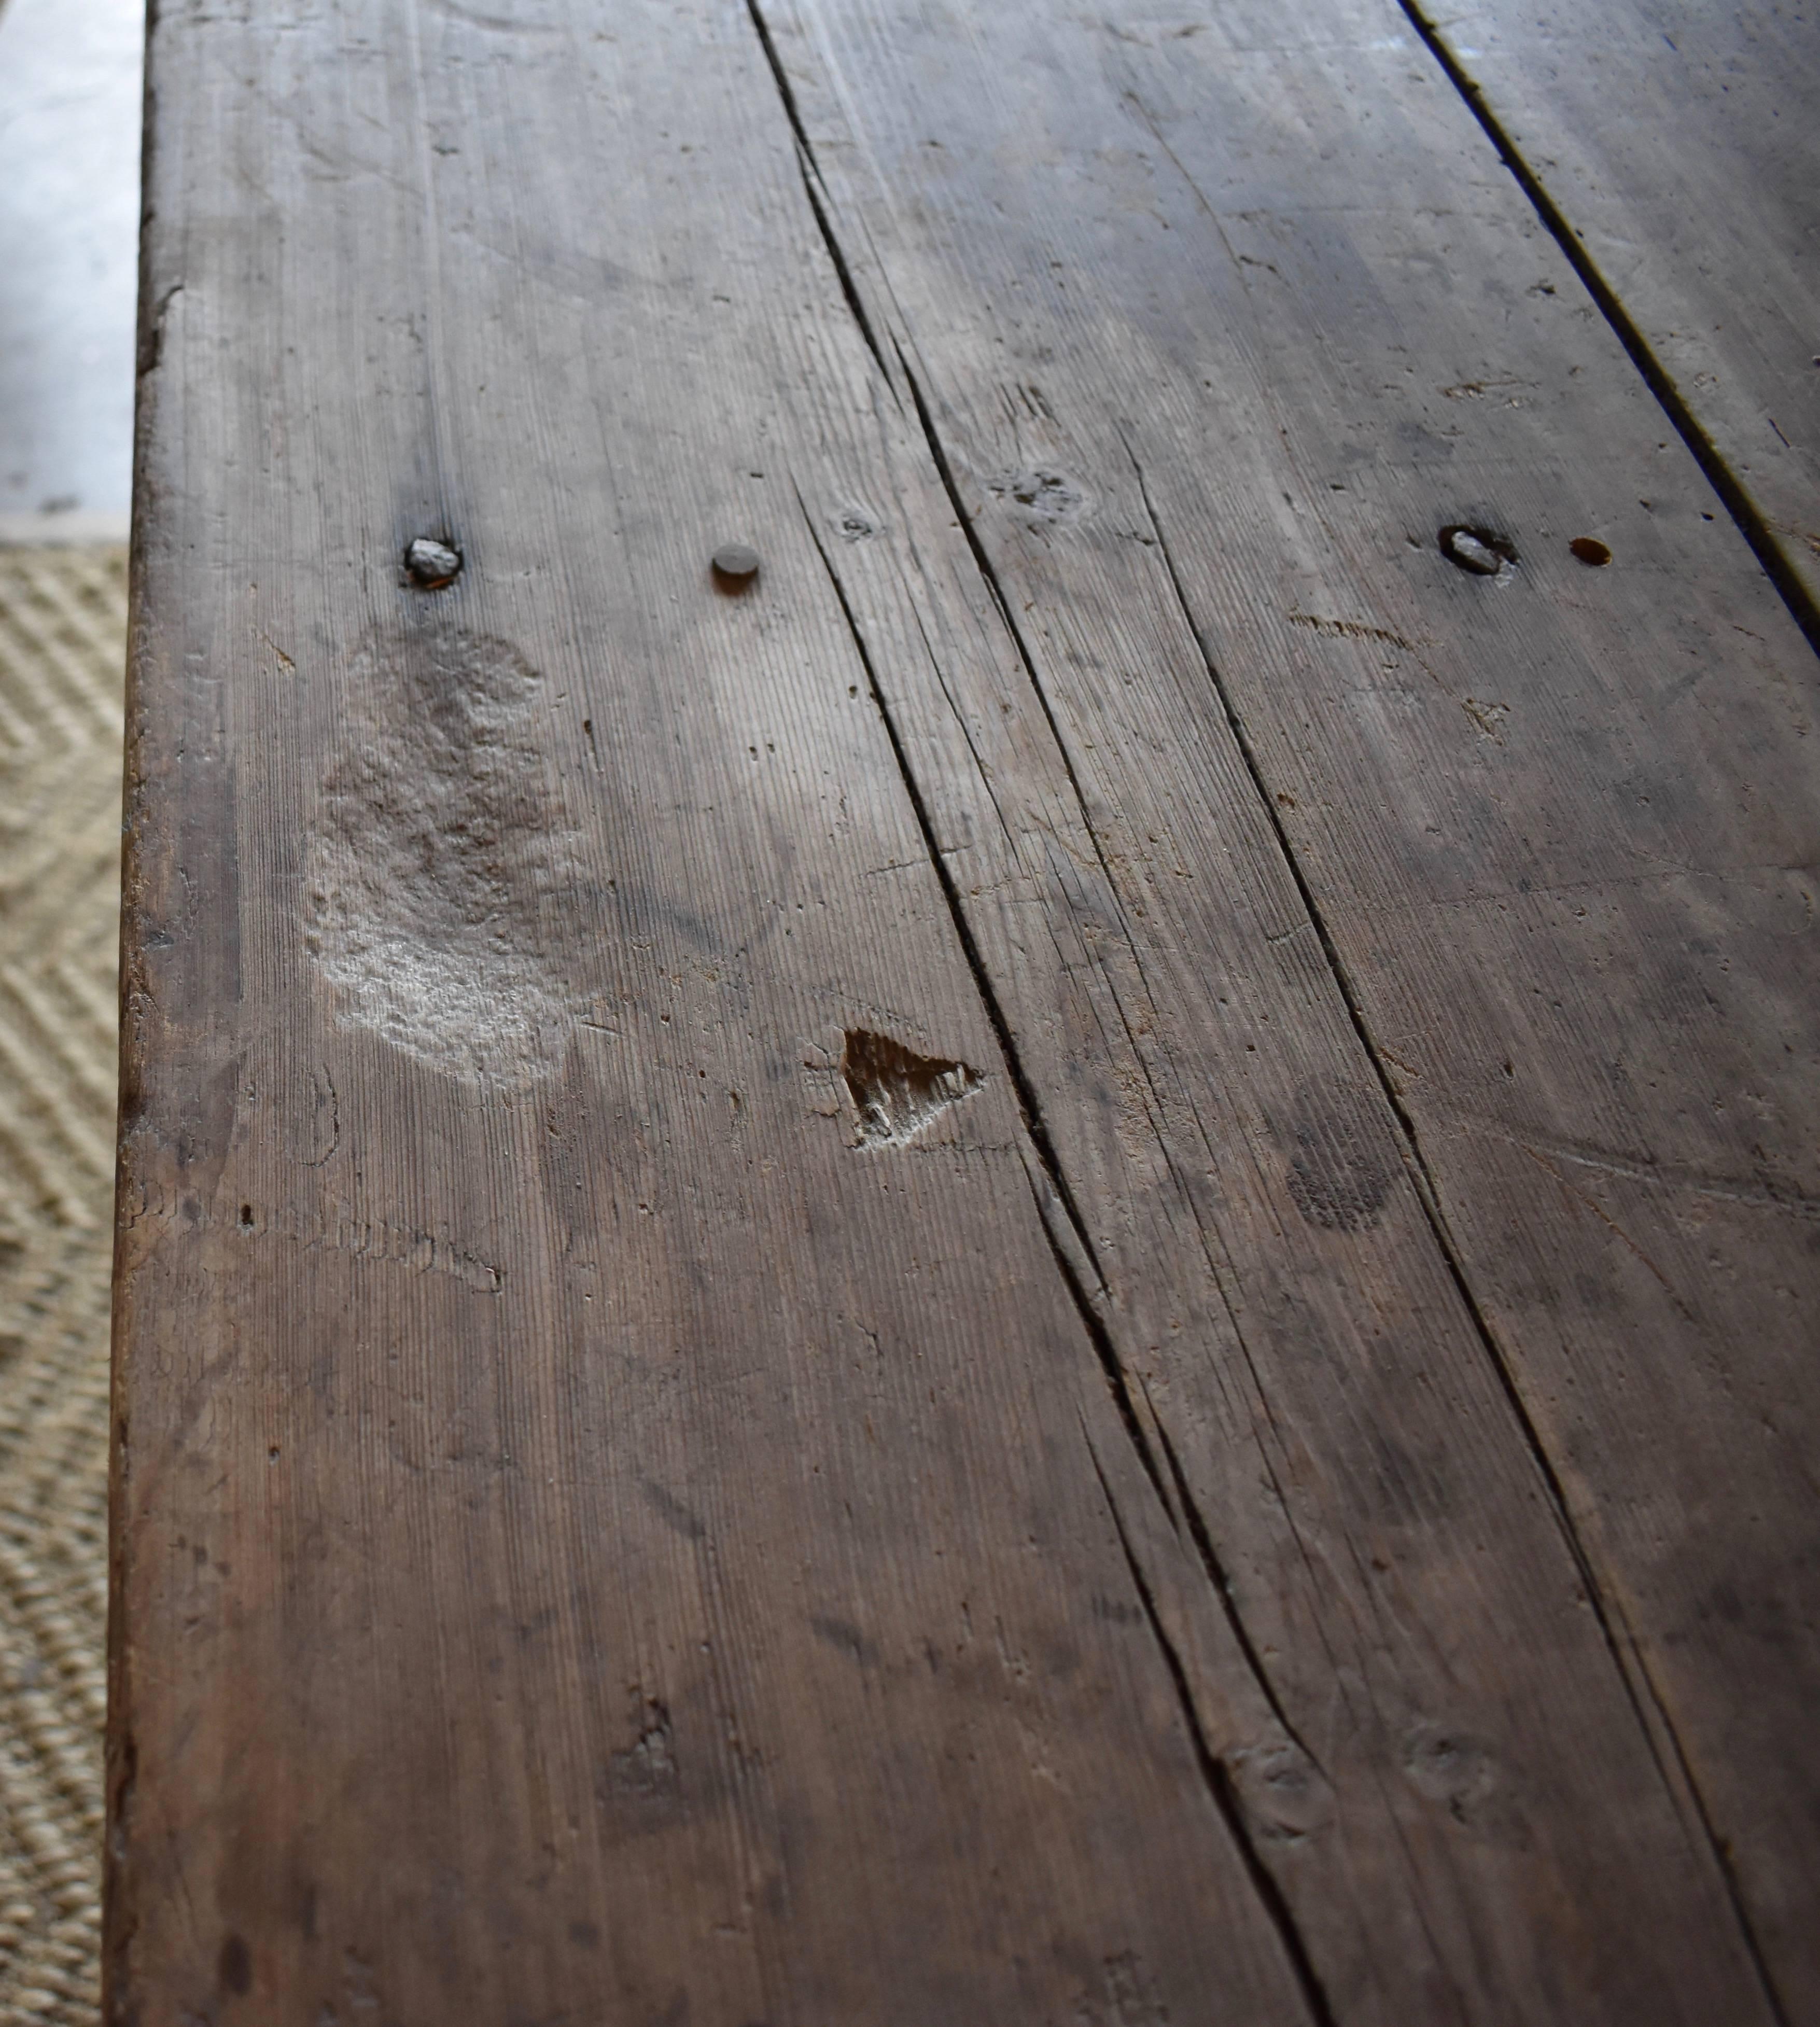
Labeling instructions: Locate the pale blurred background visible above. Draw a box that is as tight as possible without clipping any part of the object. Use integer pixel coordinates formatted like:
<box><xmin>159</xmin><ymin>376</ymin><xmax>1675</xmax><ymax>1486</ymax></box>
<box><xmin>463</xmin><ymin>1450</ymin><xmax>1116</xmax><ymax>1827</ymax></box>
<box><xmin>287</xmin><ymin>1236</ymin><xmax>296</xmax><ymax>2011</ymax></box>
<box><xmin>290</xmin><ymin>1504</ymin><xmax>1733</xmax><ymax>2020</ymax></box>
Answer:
<box><xmin>0</xmin><ymin>0</ymin><xmax>143</xmax><ymax>2017</ymax></box>
<box><xmin>0</xmin><ymin>0</ymin><xmax>140</xmax><ymax>537</ymax></box>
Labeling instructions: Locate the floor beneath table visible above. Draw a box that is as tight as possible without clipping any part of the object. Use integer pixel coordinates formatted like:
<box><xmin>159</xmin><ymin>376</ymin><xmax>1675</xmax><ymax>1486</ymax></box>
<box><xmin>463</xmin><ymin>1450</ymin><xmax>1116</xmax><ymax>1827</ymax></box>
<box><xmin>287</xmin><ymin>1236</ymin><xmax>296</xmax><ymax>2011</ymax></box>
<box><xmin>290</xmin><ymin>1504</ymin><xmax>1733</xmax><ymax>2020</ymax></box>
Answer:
<box><xmin>0</xmin><ymin>2</ymin><xmax>138</xmax><ymax>2019</ymax></box>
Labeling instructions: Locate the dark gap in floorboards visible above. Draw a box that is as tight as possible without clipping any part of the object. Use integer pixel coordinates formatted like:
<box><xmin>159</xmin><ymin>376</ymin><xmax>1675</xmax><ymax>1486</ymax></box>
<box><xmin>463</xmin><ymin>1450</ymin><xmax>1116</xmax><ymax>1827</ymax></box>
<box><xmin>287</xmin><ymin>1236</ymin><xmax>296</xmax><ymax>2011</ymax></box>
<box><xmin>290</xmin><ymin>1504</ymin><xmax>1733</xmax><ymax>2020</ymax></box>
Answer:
<box><xmin>743</xmin><ymin>0</ymin><xmax>894</xmax><ymax>390</ymax></box>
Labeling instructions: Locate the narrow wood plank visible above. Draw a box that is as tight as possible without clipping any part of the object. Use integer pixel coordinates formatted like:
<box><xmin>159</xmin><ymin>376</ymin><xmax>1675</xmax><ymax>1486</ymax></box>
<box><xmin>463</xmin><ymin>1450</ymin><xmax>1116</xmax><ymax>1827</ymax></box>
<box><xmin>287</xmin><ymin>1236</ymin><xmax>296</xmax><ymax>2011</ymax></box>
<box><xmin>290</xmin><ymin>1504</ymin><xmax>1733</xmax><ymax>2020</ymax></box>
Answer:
<box><xmin>109</xmin><ymin>6</ymin><xmax>1320</xmax><ymax>2021</ymax></box>
<box><xmin>750</xmin><ymin>0</ymin><xmax>1820</xmax><ymax>2011</ymax></box>
<box><xmin>1406</xmin><ymin>0</ymin><xmax>1820</xmax><ymax>624</ymax></box>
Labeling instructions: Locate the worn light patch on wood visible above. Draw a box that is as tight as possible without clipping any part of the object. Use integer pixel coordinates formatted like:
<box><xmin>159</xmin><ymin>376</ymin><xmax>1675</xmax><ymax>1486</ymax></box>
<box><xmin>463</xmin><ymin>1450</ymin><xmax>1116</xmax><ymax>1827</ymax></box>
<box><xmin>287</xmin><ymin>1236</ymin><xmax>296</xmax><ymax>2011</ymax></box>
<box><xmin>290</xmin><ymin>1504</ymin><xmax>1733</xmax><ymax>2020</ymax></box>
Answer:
<box><xmin>305</xmin><ymin>629</ymin><xmax>589</xmax><ymax>1085</ymax></box>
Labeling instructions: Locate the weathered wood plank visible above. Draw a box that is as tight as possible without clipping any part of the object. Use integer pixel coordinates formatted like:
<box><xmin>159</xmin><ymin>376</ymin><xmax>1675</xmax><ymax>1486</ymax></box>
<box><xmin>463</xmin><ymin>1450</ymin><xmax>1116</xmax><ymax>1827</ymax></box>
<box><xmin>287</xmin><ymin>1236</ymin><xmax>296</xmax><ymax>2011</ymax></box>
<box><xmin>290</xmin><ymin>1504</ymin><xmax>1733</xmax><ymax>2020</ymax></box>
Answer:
<box><xmin>1406</xmin><ymin>0</ymin><xmax>1820</xmax><ymax>625</ymax></box>
<box><xmin>752</xmin><ymin>0</ymin><xmax>1820</xmax><ymax>2010</ymax></box>
<box><xmin>111</xmin><ymin>8</ymin><xmax>1314</xmax><ymax>2021</ymax></box>
<box><xmin>113</xmin><ymin>0</ymin><xmax>1818</xmax><ymax>2020</ymax></box>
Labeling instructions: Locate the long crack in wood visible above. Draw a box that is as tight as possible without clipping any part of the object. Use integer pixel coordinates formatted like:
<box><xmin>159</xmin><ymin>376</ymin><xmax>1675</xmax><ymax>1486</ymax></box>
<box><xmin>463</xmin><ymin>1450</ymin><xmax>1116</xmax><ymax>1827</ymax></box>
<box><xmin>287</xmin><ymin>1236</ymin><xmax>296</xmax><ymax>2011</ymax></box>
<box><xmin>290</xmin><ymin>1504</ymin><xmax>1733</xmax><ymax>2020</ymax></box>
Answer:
<box><xmin>875</xmin><ymin>355</ymin><xmax>1332</xmax><ymax>1766</ymax></box>
<box><xmin>799</xmin><ymin>499</ymin><xmax>1168</xmax><ymax>1516</ymax></box>
<box><xmin>758</xmin><ymin>32</ymin><xmax>1382</xmax><ymax>1970</ymax></box>
<box><xmin>1132</xmin><ymin>451</ymin><xmax>1792</xmax><ymax>2027</ymax></box>
<box><xmin>1146</xmin><ymin>1405</ymin><xmax>1321</xmax><ymax>1770</ymax></box>
<box><xmin>1084</xmin><ymin>1434</ymin><xmax>1338</xmax><ymax>2027</ymax></box>
<box><xmin>743</xmin><ymin>0</ymin><xmax>892</xmax><ymax>388</ymax></box>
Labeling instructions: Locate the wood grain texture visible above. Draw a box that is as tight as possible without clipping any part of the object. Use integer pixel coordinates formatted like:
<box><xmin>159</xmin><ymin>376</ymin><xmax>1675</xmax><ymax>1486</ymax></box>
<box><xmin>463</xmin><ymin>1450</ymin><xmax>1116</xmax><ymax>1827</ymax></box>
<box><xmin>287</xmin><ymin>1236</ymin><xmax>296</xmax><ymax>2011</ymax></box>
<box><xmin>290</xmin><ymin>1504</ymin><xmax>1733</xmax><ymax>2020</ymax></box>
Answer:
<box><xmin>750</xmin><ymin>0</ymin><xmax>1820</xmax><ymax>2009</ymax></box>
<box><xmin>1407</xmin><ymin>0</ymin><xmax>1820</xmax><ymax>621</ymax></box>
<box><xmin>113</xmin><ymin>0</ymin><xmax>1820</xmax><ymax>2022</ymax></box>
<box><xmin>113</xmin><ymin>9</ymin><xmax>1320</xmax><ymax>2023</ymax></box>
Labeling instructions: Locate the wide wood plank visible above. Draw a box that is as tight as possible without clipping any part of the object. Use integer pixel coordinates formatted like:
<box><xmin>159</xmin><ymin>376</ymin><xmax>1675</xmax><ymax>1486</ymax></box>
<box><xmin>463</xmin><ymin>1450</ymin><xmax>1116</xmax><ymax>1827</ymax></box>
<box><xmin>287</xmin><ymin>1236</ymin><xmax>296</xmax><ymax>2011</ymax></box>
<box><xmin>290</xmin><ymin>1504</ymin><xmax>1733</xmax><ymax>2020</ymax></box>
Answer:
<box><xmin>111</xmin><ymin>8</ymin><xmax>1311</xmax><ymax>2021</ymax></box>
<box><xmin>751</xmin><ymin>0</ymin><xmax>1820</xmax><ymax>2010</ymax></box>
<box><xmin>1407</xmin><ymin>0</ymin><xmax>1820</xmax><ymax>622</ymax></box>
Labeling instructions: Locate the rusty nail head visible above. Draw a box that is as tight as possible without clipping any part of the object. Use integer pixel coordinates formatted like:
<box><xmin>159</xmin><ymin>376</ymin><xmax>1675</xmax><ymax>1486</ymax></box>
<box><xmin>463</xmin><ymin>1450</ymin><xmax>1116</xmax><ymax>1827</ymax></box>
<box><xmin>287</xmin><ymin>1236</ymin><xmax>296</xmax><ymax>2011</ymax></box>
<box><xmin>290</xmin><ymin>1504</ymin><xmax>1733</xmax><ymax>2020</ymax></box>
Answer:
<box><xmin>712</xmin><ymin>543</ymin><xmax>760</xmax><ymax>586</ymax></box>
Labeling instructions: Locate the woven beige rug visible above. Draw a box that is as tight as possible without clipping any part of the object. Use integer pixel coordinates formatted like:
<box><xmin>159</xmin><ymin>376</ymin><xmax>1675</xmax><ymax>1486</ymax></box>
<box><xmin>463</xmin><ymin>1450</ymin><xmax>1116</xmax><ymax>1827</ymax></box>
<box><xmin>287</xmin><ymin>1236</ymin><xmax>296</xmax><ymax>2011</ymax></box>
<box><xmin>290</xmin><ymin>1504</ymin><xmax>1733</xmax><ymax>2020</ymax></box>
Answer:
<box><xmin>0</xmin><ymin>546</ymin><xmax>123</xmax><ymax>2026</ymax></box>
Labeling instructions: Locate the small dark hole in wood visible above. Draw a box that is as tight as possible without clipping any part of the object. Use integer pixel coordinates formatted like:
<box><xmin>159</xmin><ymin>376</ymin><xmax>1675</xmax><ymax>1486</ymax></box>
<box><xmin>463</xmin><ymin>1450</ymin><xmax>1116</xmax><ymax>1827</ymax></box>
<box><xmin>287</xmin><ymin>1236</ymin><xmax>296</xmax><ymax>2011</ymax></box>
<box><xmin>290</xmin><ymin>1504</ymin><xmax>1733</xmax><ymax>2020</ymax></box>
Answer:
<box><xmin>237</xmin><ymin>1204</ymin><xmax>254</xmax><ymax>1230</ymax></box>
<box><xmin>1569</xmin><ymin>537</ymin><xmax>1612</xmax><ymax>567</ymax></box>
<box><xmin>1437</xmin><ymin>524</ymin><xmax>1517</xmax><ymax>577</ymax></box>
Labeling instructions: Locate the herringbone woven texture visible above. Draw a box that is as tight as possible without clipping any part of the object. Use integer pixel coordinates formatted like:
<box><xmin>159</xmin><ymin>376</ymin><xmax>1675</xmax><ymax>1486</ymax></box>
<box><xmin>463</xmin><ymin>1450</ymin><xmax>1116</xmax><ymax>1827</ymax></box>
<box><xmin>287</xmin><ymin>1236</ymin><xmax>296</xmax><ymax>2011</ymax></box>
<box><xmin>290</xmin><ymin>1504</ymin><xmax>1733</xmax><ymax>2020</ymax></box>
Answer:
<box><xmin>0</xmin><ymin>546</ymin><xmax>123</xmax><ymax>2026</ymax></box>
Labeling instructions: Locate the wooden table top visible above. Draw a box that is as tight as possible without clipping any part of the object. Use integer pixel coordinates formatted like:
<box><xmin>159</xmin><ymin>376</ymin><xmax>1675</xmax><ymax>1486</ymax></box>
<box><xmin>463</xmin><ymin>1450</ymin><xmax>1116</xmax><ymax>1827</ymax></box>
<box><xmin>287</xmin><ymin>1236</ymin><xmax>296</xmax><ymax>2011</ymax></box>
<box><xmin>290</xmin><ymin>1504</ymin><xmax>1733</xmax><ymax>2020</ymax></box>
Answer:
<box><xmin>110</xmin><ymin>2</ymin><xmax>1820</xmax><ymax>2020</ymax></box>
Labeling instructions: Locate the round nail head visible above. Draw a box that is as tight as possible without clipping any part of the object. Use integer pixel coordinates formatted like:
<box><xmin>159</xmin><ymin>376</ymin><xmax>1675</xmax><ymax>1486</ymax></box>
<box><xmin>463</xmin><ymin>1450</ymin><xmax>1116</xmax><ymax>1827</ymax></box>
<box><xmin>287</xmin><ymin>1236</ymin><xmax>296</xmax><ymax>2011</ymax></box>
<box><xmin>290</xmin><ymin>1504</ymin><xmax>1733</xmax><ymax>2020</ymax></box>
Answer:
<box><xmin>405</xmin><ymin>537</ymin><xmax>462</xmax><ymax>589</ymax></box>
<box><xmin>712</xmin><ymin>542</ymin><xmax>760</xmax><ymax>584</ymax></box>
